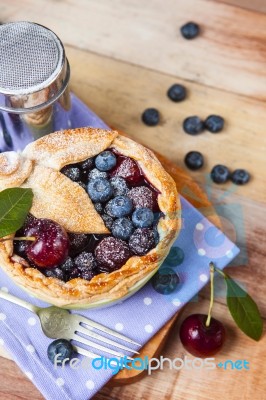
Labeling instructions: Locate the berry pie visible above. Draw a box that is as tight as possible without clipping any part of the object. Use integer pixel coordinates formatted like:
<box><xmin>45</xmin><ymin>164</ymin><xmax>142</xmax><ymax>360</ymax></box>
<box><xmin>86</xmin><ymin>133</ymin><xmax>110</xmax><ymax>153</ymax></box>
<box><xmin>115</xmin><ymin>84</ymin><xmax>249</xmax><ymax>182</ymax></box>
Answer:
<box><xmin>0</xmin><ymin>128</ymin><xmax>181</xmax><ymax>307</ymax></box>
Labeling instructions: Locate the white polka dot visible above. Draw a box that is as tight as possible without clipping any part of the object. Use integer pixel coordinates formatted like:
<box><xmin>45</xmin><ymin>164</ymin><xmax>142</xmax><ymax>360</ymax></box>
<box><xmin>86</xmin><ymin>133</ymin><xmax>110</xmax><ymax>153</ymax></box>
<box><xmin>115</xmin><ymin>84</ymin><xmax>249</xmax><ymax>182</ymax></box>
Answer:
<box><xmin>199</xmin><ymin>274</ymin><xmax>208</xmax><ymax>283</ymax></box>
<box><xmin>196</xmin><ymin>223</ymin><xmax>204</xmax><ymax>231</ymax></box>
<box><xmin>198</xmin><ymin>248</ymin><xmax>206</xmax><ymax>256</ymax></box>
<box><xmin>25</xmin><ymin>371</ymin><xmax>33</xmax><ymax>380</ymax></box>
<box><xmin>26</xmin><ymin>345</ymin><xmax>35</xmax><ymax>353</ymax></box>
<box><xmin>0</xmin><ymin>338</ymin><xmax>4</xmax><ymax>345</ymax></box>
<box><xmin>1</xmin><ymin>287</ymin><xmax>8</xmax><ymax>293</ymax></box>
<box><xmin>56</xmin><ymin>378</ymin><xmax>64</xmax><ymax>387</ymax></box>
<box><xmin>172</xmin><ymin>298</ymin><xmax>181</xmax><ymax>307</ymax></box>
<box><xmin>67</xmin><ymin>119</ymin><xmax>72</xmax><ymax>127</ymax></box>
<box><xmin>27</xmin><ymin>317</ymin><xmax>37</xmax><ymax>326</ymax></box>
<box><xmin>145</xmin><ymin>324</ymin><xmax>154</xmax><ymax>333</ymax></box>
<box><xmin>115</xmin><ymin>323</ymin><xmax>124</xmax><ymax>331</ymax></box>
<box><xmin>226</xmin><ymin>250</ymin><xmax>233</xmax><ymax>258</ymax></box>
<box><xmin>0</xmin><ymin>313</ymin><xmax>6</xmax><ymax>321</ymax></box>
<box><xmin>85</xmin><ymin>380</ymin><xmax>95</xmax><ymax>390</ymax></box>
<box><xmin>143</xmin><ymin>297</ymin><xmax>152</xmax><ymax>305</ymax></box>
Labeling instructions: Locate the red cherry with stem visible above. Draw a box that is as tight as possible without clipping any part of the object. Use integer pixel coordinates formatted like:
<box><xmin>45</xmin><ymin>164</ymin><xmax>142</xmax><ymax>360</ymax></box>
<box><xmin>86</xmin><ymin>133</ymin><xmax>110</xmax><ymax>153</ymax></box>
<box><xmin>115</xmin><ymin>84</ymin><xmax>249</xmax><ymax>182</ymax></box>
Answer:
<box><xmin>24</xmin><ymin>218</ymin><xmax>69</xmax><ymax>268</ymax></box>
<box><xmin>179</xmin><ymin>263</ymin><xmax>226</xmax><ymax>357</ymax></box>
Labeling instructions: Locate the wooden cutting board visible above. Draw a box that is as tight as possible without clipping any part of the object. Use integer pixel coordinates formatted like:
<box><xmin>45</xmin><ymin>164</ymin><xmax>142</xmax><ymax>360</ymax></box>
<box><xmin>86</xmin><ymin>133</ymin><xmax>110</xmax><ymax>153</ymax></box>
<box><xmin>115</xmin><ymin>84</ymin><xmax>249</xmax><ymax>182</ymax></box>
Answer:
<box><xmin>0</xmin><ymin>150</ymin><xmax>220</xmax><ymax>385</ymax></box>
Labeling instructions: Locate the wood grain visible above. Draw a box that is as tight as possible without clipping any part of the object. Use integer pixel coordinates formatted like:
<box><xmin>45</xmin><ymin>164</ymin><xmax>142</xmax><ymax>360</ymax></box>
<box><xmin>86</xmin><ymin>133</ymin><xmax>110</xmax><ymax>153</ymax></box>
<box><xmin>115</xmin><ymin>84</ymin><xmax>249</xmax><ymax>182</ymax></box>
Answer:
<box><xmin>214</xmin><ymin>0</ymin><xmax>266</xmax><ymax>13</ymax></box>
<box><xmin>0</xmin><ymin>0</ymin><xmax>266</xmax><ymax>99</ymax></box>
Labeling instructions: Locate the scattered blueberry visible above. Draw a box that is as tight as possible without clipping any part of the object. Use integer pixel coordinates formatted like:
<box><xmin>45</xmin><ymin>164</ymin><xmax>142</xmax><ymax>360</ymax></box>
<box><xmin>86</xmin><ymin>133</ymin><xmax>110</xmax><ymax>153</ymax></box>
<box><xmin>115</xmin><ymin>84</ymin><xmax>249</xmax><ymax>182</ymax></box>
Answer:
<box><xmin>210</xmin><ymin>164</ymin><xmax>230</xmax><ymax>184</ymax></box>
<box><xmin>112</xmin><ymin>218</ymin><xmax>134</xmax><ymax>241</ymax></box>
<box><xmin>47</xmin><ymin>339</ymin><xmax>74</xmax><ymax>364</ymax></box>
<box><xmin>94</xmin><ymin>202</ymin><xmax>104</xmax><ymax>214</ymax></box>
<box><xmin>101</xmin><ymin>214</ymin><xmax>114</xmax><ymax>230</ymax></box>
<box><xmin>164</xmin><ymin>247</ymin><xmax>184</xmax><ymax>266</ymax></box>
<box><xmin>183</xmin><ymin>116</ymin><xmax>204</xmax><ymax>135</ymax></box>
<box><xmin>79</xmin><ymin>157</ymin><xmax>94</xmax><ymax>171</ymax></box>
<box><xmin>88</xmin><ymin>168</ymin><xmax>108</xmax><ymax>181</ymax></box>
<box><xmin>87</xmin><ymin>177</ymin><xmax>113</xmax><ymax>202</ymax></box>
<box><xmin>184</xmin><ymin>151</ymin><xmax>204</xmax><ymax>170</ymax></box>
<box><xmin>105</xmin><ymin>196</ymin><xmax>133</xmax><ymax>218</ymax></box>
<box><xmin>204</xmin><ymin>115</ymin><xmax>224</xmax><ymax>133</ymax></box>
<box><xmin>110</xmin><ymin>176</ymin><xmax>129</xmax><ymax>196</ymax></box>
<box><xmin>152</xmin><ymin>267</ymin><xmax>180</xmax><ymax>294</ymax></box>
<box><xmin>61</xmin><ymin>166</ymin><xmax>81</xmax><ymax>182</ymax></box>
<box><xmin>180</xmin><ymin>22</ymin><xmax>200</xmax><ymax>39</ymax></box>
<box><xmin>167</xmin><ymin>84</ymin><xmax>187</xmax><ymax>102</ymax></box>
<box><xmin>129</xmin><ymin>228</ymin><xmax>156</xmax><ymax>255</ymax></box>
<box><xmin>60</xmin><ymin>257</ymin><xmax>74</xmax><ymax>272</ymax></box>
<box><xmin>142</xmin><ymin>108</ymin><xmax>160</xmax><ymax>126</ymax></box>
<box><xmin>95</xmin><ymin>151</ymin><xmax>117</xmax><ymax>172</ymax></box>
<box><xmin>74</xmin><ymin>252</ymin><xmax>97</xmax><ymax>272</ymax></box>
<box><xmin>230</xmin><ymin>169</ymin><xmax>250</xmax><ymax>185</ymax></box>
<box><xmin>132</xmin><ymin>207</ymin><xmax>154</xmax><ymax>228</ymax></box>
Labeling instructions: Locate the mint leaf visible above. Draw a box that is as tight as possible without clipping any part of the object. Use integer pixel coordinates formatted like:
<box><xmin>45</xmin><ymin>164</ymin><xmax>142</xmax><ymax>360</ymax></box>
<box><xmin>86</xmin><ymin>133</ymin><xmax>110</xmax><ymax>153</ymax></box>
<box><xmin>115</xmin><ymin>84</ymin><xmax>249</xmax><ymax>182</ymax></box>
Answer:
<box><xmin>0</xmin><ymin>188</ymin><xmax>33</xmax><ymax>238</ymax></box>
<box><xmin>225</xmin><ymin>276</ymin><xmax>263</xmax><ymax>341</ymax></box>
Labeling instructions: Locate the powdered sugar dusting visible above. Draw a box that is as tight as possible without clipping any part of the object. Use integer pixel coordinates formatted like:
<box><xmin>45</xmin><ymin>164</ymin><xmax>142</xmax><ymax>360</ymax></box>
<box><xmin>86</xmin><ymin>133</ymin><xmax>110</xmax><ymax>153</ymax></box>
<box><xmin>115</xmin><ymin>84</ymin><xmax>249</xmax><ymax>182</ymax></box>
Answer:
<box><xmin>128</xmin><ymin>186</ymin><xmax>153</xmax><ymax>209</ymax></box>
<box><xmin>0</xmin><ymin>151</ymin><xmax>19</xmax><ymax>175</ymax></box>
<box><xmin>95</xmin><ymin>237</ymin><xmax>131</xmax><ymax>270</ymax></box>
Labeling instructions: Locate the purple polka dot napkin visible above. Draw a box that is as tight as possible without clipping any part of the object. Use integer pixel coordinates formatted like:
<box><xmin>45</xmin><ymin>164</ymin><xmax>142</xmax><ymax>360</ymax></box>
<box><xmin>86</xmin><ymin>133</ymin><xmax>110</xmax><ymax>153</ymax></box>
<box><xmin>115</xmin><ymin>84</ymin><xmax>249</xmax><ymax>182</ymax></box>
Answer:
<box><xmin>0</xmin><ymin>97</ymin><xmax>239</xmax><ymax>400</ymax></box>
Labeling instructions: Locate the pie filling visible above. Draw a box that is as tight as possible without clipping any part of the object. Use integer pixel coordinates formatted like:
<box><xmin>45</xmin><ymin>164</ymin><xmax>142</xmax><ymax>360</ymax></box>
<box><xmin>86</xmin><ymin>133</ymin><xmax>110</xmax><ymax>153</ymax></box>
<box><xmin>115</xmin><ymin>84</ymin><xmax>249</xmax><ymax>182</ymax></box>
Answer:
<box><xmin>13</xmin><ymin>150</ymin><xmax>162</xmax><ymax>282</ymax></box>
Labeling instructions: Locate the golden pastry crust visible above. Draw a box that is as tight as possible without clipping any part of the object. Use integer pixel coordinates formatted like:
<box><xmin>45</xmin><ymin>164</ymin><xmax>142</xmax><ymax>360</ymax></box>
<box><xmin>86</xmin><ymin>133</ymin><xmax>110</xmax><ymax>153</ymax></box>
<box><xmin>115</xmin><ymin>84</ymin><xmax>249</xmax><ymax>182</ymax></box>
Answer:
<box><xmin>0</xmin><ymin>128</ymin><xmax>181</xmax><ymax>307</ymax></box>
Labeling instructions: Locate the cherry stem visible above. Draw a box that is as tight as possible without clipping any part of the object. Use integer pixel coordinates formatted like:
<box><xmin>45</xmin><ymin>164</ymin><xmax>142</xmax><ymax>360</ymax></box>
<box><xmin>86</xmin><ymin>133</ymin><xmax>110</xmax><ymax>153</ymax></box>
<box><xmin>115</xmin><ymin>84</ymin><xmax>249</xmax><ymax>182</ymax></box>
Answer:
<box><xmin>0</xmin><ymin>236</ymin><xmax>36</xmax><ymax>242</ymax></box>
<box><xmin>206</xmin><ymin>262</ymin><xmax>215</xmax><ymax>327</ymax></box>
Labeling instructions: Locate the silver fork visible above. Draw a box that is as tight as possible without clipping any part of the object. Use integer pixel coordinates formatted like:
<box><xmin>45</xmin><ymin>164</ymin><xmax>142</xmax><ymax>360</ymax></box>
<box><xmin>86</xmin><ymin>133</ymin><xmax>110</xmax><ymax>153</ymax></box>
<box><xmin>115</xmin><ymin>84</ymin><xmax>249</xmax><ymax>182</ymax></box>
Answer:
<box><xmin>0</xmin><ymin>289</ymin><xmax>140</xmax><ymax>361</ymax></box>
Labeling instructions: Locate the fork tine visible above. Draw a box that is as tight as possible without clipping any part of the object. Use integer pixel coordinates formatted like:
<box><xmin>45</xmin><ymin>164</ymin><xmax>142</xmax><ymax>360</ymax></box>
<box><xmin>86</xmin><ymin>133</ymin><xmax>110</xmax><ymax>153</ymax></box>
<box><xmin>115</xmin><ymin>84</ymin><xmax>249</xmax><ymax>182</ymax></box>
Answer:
<box><xmin>72</xmin><ymin>333</ymin><xmax>134</xmax><ymax>360</ymax></box>
<box><xmin>76</xmin><ymin>325</ymin><xmax>139</xmax><ymax>354</ymax></box>
<box><xmin>74</xmin><ymin>345</ymin><xmax>122</xmax><ymax>367</ymax></box>
<box><xmin>77</xmin><ymin>315</ymin><xmax>141</xmax><ymax>346</ymax></box>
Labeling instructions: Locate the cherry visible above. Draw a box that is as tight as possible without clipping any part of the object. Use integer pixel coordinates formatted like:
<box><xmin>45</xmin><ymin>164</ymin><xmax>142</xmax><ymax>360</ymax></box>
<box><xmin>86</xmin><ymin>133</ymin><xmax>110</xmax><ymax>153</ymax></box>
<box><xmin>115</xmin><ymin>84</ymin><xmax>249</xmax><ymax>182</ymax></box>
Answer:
<box><xmin>24</xmin><ymin>218</ymin><xmax>69</xmax><ymax>268</ymax></box>
<box><xmin>179</xmin><ymin>263</ymin><xmax>225</xmax><ymax>357</ymax></box>
<box><xmin>179</xmin><ymin>314</ymin><xmax>225</xmax><ymax>357</ymax></box>
<box><xmin>110</xmin><ymin>156</ymin><xmax>143</xmax><ymax>185</ymax></box>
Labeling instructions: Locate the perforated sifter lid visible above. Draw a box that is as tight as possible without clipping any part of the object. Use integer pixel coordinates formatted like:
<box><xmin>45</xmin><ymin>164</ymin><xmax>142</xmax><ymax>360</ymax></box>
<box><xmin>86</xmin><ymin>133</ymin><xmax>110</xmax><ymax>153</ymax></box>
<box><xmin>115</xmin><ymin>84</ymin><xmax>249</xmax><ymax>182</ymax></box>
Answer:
<box><xmin>0</xmin><ymin>21</ymin><xmax>70</xmax><ymax>113</ymax></box>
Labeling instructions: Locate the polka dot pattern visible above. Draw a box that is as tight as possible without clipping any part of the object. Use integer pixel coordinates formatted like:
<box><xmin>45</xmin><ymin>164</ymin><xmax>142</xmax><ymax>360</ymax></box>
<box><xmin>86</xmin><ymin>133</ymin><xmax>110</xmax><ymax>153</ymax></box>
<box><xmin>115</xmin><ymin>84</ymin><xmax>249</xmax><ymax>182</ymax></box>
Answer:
<box><xmin>28</xmin><ymin>317</ymin><xmax>36</xmax><ymax>326</ymax></box>
<box><xmin>115</xmin><ymin>323</ymin><xmax>124</xmax><ymax>331</ymax></box>
<box><xmin>56</xmin><ymin>378</ymin><xmax>64</xmax><ymax>387</ymax></box>
<box><xmin>0</xmin><ymin>313</ymin><xmax>6</xmax><ymax>321</ymax></box>
<box><xmin>0</xmin><ymin>338</ymin><xmax>4</xmax><ymax>345</ymax></box>
<box><xmin>143</xmin><ymin>297</ymin><xmax>152</xmax><ymax>305</ymax></box>
<box><xmin>25</xmin><ymin>371</ymin><xmax>33</xmax><ymax>380</ymax></box>
<box><xmin>86</xmin><ymin>380</ymin><xmax>95</xmax><ymax>390</ymax></box>
<box><xmin>199</xmin><ymin>274</ymin><xmax>208</xmax><ymax>283</ymax></box>
<box><xmin>145</xmin><ymin>324</ymin><xmax>154</xmax><ymax>333</ymax></box>
<box><xmin>26</xmin><ymin>345</ymin><xmax>35</xmax><ymax>354</ymax></box>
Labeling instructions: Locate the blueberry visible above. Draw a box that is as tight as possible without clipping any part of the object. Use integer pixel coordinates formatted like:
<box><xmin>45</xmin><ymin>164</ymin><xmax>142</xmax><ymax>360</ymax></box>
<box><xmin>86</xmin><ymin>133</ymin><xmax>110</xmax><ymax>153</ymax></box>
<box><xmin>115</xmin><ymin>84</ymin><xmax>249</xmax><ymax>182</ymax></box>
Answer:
<box><xmin>94</xmin><ymin>202</ymin><xmax>104</xmax><ymax>214</ymax></box>
<box><xmin>152</xmin><ymin>267</ymin><xmax>180</xmax><ymax>294</ymax></box>
<box><xmin>13</xmin><ymin>240</ymin><xmax>28</xmax><ymax>258</ymax></box>
<box><xmin>67</xmin><ymin>267</ymin><xmax>82</xmax><ymax>280</ymax></box>
<box><xmin>68</xmin><ymin>233</ymin><xmax>90</xmax><ymax>257</ymax></box>
<box><xmin>142</xmin><ymin>108</ymin><xmax>160</xmax><ymax>126</ymax></box>
<box><xmin>43</xmin><ymin>267</ymin><xmax>65</xmax><ymax>280</ymax></box>
<box><xmin>230</xmin><ymin>169</ymin><xmax>250</xmax><ymax>185</ymax></box>
<box><xmin>204</xmin><ymin>115</ymin><xmax>224</xmax><ymax>133</ymax></box>
<box><xmin>87</xmin><ymin>177</ymin><xmax>113</xmax><ymax>202</ymax></box>
<box><xmin>79</xmin><ymin>157</ymin><xmax>94</xmax><ymax>171</ymax></box>
<box><xmin>111</xmin><ymin>218</ymin><xmax>134</xmax><ymax>241</ymax></box>
<box><xmin>110</xmin><ymin>176</ymin><xmax>129</xmax><ymax>196</ymax></box>
<box><xmin>211</xmin><ymin>165</ymin><xmax>230</xmax><ymax>184</ymax></box>
<box><xmin>102</xmin><ymin>214</ymin><xmax>114</xmax><ymax>230</ymax></box>
<box><xmin>88</xmin><ymin>168</ymin><xmax>108</xmax><ymax>181</ymax></box>
<box><xmin>105</xmin><ymin>196</ymin><xmax>133</xmax><ymax>218</ymax></box>
<box><xmin>80</xmin><ymin>270</ymin><xmax>97</xmax><ymax>281</ymax></box>
<box><xmin>60</xmin><ymin>257</ymin><xmax>74</xmax><ymax>272</ymax></box>
<box><xmin>95</xmin><ymin>151</ymin><xmax>117</xmax><ymax>172</ymax></box>
<box><xmin>61</xmin><ymin>166</ymin><xmax>81</xmax><ymax>181</ymax></box>
<box><xmin>183</xmin><ymin>116</ymin><xmax>204</xmax><ymax>135</ymax></box>
<box><xmin>184</xmin><ymin>151</ymin><xmax>204</xmax><ymax>170</ymax></box>
<box><xmin>167</xmin><ymin>84</ymin><xmax>187</xmax><ymax>102</ymax></box>
<box><xmin>74</xmin><ymin>252</ymin><xmax>97</xmax><ymax>272</ymax></box>
<box><xmin>180</xmin><ymin>22</ymin><xmax>200</xmax><ymax>39</ymax></box>
<box><xmin>47</xmin><ymin>339</ymin><xmax>74</xmax><ymax>364</ymax></box>
<box><xmin>164</xmin><ymin>247</ymin><xmax>184</xmax><ymax>266</ymax></box>
<box><xmin>132</xmin><ymin>207</ymin><xmax>154</xmax><ymax>228</ymax></box>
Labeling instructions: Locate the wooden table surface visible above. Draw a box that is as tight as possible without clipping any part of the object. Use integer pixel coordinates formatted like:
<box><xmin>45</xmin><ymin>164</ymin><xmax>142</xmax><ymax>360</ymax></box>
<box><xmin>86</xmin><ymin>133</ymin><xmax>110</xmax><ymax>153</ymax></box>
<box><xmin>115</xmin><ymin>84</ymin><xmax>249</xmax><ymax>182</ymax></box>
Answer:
<box><xmin>0</xmin><ymin>1</ymin><xmax>266</xmax><ymax>399</ymax></box>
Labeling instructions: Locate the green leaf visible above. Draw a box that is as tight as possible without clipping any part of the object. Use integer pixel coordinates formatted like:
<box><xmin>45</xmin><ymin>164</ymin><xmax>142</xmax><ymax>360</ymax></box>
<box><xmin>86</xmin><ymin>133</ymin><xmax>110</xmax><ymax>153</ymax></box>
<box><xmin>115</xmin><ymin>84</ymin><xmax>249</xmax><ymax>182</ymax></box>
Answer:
<box><xmin>0</xmin><ymin>188</ymin><xmax>33</xmax><ymax>238</ymax></box>
<box><xmin>225</xmin><ymin>276</ymin><xmax>263</xmax><ymax>341</ymax></box>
